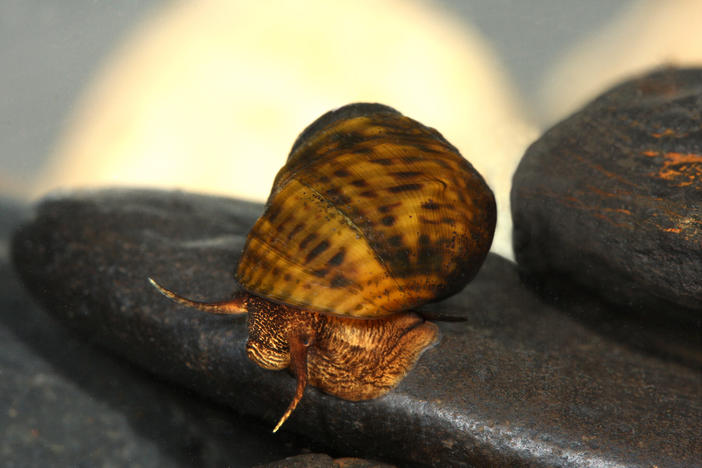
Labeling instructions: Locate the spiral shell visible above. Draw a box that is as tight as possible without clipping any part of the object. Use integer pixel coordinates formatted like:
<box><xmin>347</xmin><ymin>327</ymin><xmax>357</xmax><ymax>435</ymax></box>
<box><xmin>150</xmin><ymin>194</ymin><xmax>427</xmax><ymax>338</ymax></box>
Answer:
<box><xmin>235</xmin><ymin>103</ymin><xmax>496</xmax><ymax>318</ymax></box>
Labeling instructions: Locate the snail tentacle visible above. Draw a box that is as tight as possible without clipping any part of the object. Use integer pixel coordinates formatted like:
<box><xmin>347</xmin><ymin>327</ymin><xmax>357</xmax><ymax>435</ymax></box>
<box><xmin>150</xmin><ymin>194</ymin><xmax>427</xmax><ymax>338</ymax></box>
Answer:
<box><xmin>273</xmin><ymin>331</ymin><xmax>314</xmax><ymax>433</ymax></box>
<box><xmin>148</xmin><ymin>277</ymin><xmax>247</xmax><ymax>315</ymax></box>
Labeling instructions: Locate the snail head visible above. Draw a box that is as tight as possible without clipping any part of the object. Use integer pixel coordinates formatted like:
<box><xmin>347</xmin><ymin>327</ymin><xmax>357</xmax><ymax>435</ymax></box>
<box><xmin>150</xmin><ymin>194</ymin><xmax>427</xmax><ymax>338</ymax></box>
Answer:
<box><xmin>148</xmin><ymin>277</ymin><xmax>317</xmax><ymax>432</ymax></box>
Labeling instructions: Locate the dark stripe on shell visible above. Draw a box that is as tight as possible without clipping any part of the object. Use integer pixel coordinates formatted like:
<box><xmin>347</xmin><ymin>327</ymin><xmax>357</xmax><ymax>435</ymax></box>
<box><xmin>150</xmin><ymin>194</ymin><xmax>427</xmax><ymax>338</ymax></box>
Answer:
<box><xmin>288</xmin><ymin>223</ymin><xmax>304</xmax><ymax>240</ymax></box>
<box><xmin>333</xmin><ymin>131</ymin><xmax>368</xmax><ymax>152</ymax></box>
<box><xmin>378</xmin><ymin>202</ymin><xmax>401</xmax><ymax>213</ymax></box>
<box><xmin>266</xmin><ymin>203</ymin><xmax>282</xmax><ymax>222</ymax></box>
<box><xmin>330</xmin><ymin>274</ymin><xmax>353</xmax><ymax>288</ymax></box>
<box><xmin>419</xmin><ymin>216</ymin><xmax>441</xmax><ymax>225</ymax></box>
<box><xmin>312</xmin><ymin>268</ymin><xmax>328</xmax><ymax>278</ymax></box>
<box><xmin>391</xmin><ymin>171</ymin><xmax>423</xmax><ymax>178</ymax></box>
<box><xmin>381</xmin><ymin>215</ymin><xmax>396</xmax><ymax>226</ymax></box>
<box><xmin>306</xmin><ymin>240</ymin><xmax>330</xmax><ymax>263</ymax></box>
<box><xmin>388</xmin><ymin>183</ymin><xmax>423</xmax><ymax>193</ymax></box>
<box><xmin>327</xmin><ymin>249</ymin><xmax>346</xmax><ymax>266</ymax></box>
<box><xmin>300</xmin><ymin>233</ymin><xmax>317</xmax><ymax>249</ymax></box>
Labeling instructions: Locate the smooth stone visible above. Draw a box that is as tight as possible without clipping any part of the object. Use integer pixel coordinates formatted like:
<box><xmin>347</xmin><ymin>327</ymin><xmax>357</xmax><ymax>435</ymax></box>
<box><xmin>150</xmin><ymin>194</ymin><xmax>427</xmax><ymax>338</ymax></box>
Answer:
<box><xmin>512</xmin><ymin>67</ymin><xmax>702</xmax><ymax>318</ymax></box>
<box><xmin>0</xmin><ymin>197</ymin><xmax>315</xmax><ymax>467</ymax></box>
<box><xmin>12</xmin><ymin>189</ymin><xmax>702</xmax><ymax>467</ymax></box>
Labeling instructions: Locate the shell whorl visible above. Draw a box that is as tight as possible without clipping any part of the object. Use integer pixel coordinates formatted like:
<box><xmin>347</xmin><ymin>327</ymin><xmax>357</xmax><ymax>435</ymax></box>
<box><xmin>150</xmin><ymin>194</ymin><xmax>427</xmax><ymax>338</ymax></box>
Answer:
<box><xmin>236</xmin><ymin>103</ymin><xmax>496</xmax><ymax>318</ymax></box>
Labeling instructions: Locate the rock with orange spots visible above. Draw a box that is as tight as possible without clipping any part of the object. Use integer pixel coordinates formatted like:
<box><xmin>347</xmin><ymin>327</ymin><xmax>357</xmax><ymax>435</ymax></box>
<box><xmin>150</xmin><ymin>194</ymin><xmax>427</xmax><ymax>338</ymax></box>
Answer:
<box><xmin>512</xmin><ymin>67</ymin><xmax>702</xmax><ymax>317</ymax></box>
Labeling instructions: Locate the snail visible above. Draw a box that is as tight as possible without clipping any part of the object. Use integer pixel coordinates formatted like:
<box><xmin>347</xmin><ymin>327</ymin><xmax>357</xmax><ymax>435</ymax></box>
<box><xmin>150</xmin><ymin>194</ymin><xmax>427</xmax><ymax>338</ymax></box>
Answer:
<box><xmin>149</xmin><ymin>103</ymin><xmax>496</xmax><ymax>432</ymax></box>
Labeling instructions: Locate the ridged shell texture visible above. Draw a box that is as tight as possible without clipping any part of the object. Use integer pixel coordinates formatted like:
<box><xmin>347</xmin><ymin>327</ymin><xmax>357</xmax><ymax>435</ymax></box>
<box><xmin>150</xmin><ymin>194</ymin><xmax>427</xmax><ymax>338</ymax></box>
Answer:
<box><xmin>236</xmin><ymin>103</ymin><xmax>496</xmax><ymax>318</ymax></box>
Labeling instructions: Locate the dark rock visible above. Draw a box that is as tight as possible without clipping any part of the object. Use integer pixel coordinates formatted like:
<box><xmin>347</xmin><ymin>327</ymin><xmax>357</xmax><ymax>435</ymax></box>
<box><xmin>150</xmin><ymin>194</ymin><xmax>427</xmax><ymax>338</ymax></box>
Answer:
<box><xmin>512</xmin><ymin>67</ymin><xmax>702</xmax><ymax>319</ymax></box>
<box><xmin>12</xmin><ymin>189</ymin><xmax>702</xmax><ymax>467</ymax></box>
<box><xmin>0</xmin><ymin>197</ymin><xmax>316</xmax><ymax>467</ymax></box>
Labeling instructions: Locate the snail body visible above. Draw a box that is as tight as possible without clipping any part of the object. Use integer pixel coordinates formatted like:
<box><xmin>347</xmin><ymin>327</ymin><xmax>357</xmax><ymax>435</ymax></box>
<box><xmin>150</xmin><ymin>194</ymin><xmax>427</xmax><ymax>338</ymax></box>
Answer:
<box><xmin>150</xmin><ymin>103</ymin><xmax>496</xmax><ymax>432</ymax></box>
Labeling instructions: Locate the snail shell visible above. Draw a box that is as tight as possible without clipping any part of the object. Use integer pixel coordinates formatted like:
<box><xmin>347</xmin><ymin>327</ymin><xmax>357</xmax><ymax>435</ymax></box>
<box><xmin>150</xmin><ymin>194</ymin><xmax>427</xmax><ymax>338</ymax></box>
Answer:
<box><xmin>237</xmin><ymin>103</ymin><xmax>496</xmax><ymax>317</ymax></box>
<box><xmin>150</xmin><ymin>103</ymin><xmax>496</xmax><ymax>432</ymax></box>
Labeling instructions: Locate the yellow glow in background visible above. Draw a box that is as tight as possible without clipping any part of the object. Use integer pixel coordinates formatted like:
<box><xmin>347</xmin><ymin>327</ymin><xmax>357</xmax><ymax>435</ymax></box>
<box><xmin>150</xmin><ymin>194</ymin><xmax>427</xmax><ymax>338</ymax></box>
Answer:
<box><xmin>13</xmin><ymin>0</ymin><xmax>702</xmax><ymax>260</ymax></box>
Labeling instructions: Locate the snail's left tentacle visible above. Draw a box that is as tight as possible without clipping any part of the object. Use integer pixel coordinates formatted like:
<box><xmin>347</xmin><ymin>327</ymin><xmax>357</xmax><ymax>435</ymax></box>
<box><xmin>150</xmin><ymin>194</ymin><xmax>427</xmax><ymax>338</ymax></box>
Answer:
<box><xmin>148</xmin><ymin>277</ymin><xmax>247</xmax><ymax>315</ymax></box>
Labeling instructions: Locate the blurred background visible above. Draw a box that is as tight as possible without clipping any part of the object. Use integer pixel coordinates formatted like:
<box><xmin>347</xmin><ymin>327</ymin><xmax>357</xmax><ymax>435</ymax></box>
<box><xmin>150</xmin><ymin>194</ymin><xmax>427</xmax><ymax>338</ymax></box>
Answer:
<box><xmin>3</xmin><ymin>0</ymin><xmax>702</xmax><ymax>259</ymax></box>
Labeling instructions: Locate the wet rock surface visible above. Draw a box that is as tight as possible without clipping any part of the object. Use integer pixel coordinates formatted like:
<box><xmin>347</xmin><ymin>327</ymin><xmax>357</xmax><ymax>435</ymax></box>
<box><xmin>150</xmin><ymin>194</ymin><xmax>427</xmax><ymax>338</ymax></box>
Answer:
<box><xmin>512</xmin><ymin>67</ymin><xmax>702</xmax><ymax>318</ymax></box>
<box><xmin>11</xmin><ymin>189</ymin><xmax>702</xmax><ymax>467</ymax></box>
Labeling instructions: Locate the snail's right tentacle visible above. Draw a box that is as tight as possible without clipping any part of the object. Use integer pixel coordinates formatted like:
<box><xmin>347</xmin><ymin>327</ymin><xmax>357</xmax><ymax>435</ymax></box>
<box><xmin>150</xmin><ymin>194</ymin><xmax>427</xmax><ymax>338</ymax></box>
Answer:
<box><xmin>273</xmin><ymin>330</ymin><xmax>314</xmax><ymax>433</ymax></box>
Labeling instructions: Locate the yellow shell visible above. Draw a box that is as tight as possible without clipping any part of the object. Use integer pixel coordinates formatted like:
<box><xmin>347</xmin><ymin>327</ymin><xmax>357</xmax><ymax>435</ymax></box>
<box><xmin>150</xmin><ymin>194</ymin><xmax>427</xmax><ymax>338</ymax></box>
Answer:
<box><xmin>236</xmin><ymin>103</ymin><xmax>496</xmax><ymax>318</ymax></box>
